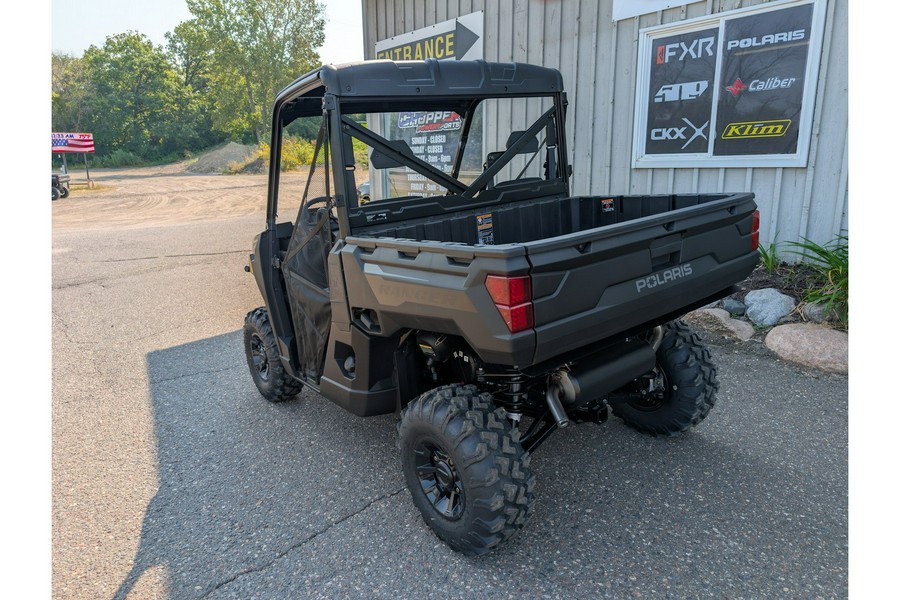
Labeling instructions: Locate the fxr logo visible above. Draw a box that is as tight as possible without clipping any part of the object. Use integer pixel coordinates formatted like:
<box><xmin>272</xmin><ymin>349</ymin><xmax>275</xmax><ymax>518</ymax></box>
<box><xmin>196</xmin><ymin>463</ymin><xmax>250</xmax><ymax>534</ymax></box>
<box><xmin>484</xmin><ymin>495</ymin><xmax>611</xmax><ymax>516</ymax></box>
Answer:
<box><xmin>656</xmin><ymin>37</ymin><xmax>715</xmax><ymax>64</ymax></box>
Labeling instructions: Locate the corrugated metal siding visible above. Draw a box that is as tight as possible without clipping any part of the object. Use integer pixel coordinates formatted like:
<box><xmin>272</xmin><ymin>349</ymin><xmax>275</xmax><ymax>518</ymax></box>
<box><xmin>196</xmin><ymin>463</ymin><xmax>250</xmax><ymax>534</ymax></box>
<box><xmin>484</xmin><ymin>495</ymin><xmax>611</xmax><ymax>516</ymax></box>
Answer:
<box><xmin>362</xmin><ymin>0</ymin><xmax>848</xmax><ymax>247</ymax></box>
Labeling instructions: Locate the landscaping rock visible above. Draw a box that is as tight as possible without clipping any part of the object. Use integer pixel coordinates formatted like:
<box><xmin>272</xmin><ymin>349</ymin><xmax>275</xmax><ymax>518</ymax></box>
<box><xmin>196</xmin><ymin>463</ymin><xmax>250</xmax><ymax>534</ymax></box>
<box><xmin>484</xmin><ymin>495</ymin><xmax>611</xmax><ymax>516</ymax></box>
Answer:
<box><xmin>745</xmin><ymin>288</ymin><xmax>796</xmax><ymax>327</ymax></box>
<box><xmin>765</xmin><ymin>324</ymin><xmax>848</xmax><ymax>374</ymax></box>
<box><xmin>684</xmin><ymin>308</ymin><xmax>755</xmax><ymax>341</ymax></box>
<box><xmin>722</xmin><ymin>298</ymin><xmax>747</xmax><ymax>316</ymax></box>
<box><xmin>802</xmin><ymin>300</ymin><xmax>838</xmax><ymax>324</ymax></box>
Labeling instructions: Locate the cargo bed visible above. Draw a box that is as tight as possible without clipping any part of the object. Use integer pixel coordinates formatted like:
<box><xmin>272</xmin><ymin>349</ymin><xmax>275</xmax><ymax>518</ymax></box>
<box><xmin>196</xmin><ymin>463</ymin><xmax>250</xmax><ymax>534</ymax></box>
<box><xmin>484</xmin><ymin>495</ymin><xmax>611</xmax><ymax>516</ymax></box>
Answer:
<box><xmin>343</xmin><ymin>191</ymin><xmax>757</xmax><ymax>366</ymax></box>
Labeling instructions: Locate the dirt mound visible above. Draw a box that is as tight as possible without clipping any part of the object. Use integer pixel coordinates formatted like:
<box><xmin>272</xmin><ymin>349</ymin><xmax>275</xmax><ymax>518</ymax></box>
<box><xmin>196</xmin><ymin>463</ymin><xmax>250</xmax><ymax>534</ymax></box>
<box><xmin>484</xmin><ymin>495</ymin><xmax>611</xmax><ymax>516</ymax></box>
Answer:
<box><xmin>238</xmin><ymin>156</ymin><xmax>268</xmax><ymax>174</ymax></box>
<box><xmin>187</xmin><ymin>142</ymin><xmax>256</xmax><ymax>174</ymax></box>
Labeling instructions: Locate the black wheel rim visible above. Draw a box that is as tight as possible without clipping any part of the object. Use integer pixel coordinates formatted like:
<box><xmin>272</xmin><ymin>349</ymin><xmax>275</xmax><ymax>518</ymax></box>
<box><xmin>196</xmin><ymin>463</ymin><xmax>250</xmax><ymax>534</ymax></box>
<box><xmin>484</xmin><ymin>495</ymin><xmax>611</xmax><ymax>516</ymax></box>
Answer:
<box><xmin>413</xmin><ymin>441</ymin><xmax>465</xmax><ymax>519</ymax></box>
<box><xmin>250</xmin><ymin>333</ymin><xmax>270</xmax><ymax>381</ymax></box>
<box><xmin>628</xmin><ymin>367</ymin><xmax>670</xmax><ymax>412</ymax></box>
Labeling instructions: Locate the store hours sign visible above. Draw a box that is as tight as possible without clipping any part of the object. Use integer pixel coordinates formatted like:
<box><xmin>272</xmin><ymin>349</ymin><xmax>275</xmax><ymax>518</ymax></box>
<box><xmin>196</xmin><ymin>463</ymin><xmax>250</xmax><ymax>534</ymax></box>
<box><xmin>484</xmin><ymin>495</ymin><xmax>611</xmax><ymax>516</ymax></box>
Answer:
<box><xmin>633</xmin><ymin>0</ymin><xmax>827</xmax><ymax>168</ymax></box>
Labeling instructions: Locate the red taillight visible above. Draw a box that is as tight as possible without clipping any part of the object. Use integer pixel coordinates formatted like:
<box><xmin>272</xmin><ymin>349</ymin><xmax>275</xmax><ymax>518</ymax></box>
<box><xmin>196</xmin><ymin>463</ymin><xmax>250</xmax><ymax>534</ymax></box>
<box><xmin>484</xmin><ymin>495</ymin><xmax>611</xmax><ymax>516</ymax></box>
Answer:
<box><xmin>751</xmin><ymin>209</ymin><xmax>760</xmax><ymax>251</ymax></box>
<box><xmin>486</xmin><ymin>274</ymin><xmax>534</xmax><ymax>333</ymax></box>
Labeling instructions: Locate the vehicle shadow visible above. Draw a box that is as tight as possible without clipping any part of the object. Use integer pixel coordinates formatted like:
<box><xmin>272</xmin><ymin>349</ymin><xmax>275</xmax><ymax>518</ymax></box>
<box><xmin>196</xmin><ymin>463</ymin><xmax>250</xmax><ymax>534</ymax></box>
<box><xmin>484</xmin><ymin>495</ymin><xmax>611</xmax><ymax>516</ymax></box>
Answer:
<box><xmin>113</xmin><ymin>330</ymin><xmax>401</xmax><ymax>599</ymax></box>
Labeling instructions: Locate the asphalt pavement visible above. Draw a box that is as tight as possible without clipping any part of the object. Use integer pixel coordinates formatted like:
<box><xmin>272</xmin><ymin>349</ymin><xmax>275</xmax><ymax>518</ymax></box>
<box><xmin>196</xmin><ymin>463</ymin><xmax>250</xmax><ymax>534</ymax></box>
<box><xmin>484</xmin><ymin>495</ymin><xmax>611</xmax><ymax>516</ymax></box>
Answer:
<box><xmin>52</xmin><ymin>206</ymin><xmax>847</xmax><ymax>599</ymax></box>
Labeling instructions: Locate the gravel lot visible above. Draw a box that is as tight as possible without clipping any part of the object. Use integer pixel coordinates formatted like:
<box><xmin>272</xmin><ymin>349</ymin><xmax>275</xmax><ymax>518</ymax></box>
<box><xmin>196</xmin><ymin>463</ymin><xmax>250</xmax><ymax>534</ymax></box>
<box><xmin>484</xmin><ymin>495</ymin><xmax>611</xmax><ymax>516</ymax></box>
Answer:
<box><xmin>52</xmin><ymin>166</ymin><xmax>848</xmax><ymax>599</ymax></box>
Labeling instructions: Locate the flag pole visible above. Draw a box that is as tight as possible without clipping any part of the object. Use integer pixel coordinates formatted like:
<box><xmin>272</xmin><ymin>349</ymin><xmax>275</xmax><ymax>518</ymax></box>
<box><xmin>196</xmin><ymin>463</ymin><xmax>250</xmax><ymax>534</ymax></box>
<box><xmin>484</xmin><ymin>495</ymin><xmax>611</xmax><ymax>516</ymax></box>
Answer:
<box><xmin>83</xmin><ymin>153</ymin><xmax>92</xmax><ymax>187</ymax></box>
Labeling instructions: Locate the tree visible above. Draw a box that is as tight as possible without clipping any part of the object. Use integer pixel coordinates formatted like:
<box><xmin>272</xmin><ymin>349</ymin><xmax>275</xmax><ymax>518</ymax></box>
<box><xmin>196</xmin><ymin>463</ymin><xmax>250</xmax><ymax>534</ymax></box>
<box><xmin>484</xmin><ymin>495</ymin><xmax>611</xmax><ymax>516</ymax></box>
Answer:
<box><xmin>186</xmin><ymin>0</ymin><xmax>326</xmax><ymax>143</ymax></box>
<box><xmin>165</xmin><ymin>19</ymin><xmax>212</xmax><ymax>93</ymax></box>
<box><xmin>81</xmin><ymin>32</ymin><xmax>204</xmax><ymax>158</ymax></box>
<box><xmin>52</xmin><ymin>53</ymin><xmax>94</xmax><ymax>134</ymax></box>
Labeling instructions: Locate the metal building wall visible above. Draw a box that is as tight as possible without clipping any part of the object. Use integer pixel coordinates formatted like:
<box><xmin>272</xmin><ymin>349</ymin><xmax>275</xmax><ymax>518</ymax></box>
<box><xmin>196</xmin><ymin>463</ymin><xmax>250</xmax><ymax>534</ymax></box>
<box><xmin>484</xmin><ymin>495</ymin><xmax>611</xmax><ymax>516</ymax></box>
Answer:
<box><xmin>361</xmin><ymin>0</ymin><xmax>848</xmax><ymax>247</ymax></box>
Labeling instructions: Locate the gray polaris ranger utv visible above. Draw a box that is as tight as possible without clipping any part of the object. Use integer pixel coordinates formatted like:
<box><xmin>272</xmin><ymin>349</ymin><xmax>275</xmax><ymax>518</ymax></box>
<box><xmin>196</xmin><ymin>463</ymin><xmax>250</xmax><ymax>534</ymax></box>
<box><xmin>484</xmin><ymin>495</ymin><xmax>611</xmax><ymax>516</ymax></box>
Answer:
<box><xmin>243</xmin><ymin>59</ymin><xmax>759</xmax><ymax>555</ymax></box>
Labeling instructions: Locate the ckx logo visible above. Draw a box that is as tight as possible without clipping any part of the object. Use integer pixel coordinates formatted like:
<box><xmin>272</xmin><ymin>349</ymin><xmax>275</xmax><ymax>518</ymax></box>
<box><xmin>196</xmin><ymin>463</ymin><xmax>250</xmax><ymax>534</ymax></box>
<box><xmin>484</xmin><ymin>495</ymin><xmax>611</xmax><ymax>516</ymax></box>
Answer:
<box><xmin>654</xmin><ymin>80</ymin><xmax>708</xmax><ymax>103</ymax></box>
<box><xmin>650</xmin><ymin>118</ymin><xmax>709</xmax><ymax>150</ymax></box>
<box><xmin>656</xmin><ymin>37</ymin><xmax>715</xmax><ymax>64</ymax></box>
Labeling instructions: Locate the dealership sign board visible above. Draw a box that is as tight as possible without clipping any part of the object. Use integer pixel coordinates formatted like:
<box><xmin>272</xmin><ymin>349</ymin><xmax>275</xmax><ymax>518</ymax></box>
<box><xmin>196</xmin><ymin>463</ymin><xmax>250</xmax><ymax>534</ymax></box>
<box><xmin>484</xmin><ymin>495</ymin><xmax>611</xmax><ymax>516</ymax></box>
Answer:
<box><xmin>632</xmin><ymin>0</ymin><xmax>827</xmax><ymax>168</ymax></box>
<box><xmin>52</xmin><ymin>132</ymin><xmax>95</xmax><ymax>153</ymax></box>
<box><xmin>613</xmin><ymin>0</ymin><xmax>689</xmax><ymax>22</ymax></box>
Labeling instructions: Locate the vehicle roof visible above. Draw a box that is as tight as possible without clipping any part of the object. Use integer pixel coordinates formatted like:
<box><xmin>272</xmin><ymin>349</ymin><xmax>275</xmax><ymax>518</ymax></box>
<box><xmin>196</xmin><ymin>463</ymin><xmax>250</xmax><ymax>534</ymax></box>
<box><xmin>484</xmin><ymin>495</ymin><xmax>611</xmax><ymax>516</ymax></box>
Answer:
<box><xmin>275</xmin><ymin>59</ymin><xmax>564</xmax><ymax>104</ymax></box>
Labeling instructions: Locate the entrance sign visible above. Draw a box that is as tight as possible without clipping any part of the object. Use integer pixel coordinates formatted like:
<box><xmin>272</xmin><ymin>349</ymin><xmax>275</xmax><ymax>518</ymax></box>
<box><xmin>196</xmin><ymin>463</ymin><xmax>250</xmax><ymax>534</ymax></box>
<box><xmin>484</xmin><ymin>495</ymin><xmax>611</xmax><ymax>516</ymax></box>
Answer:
<box><xmin>632</xmin><ymin>0</ymin><xmax>827</xmax><ymax>168</ymax></box>
<box><xmin>375</xmin><ymin>11</ymin><xmax>483</xmax><ymax>61</ymax></box>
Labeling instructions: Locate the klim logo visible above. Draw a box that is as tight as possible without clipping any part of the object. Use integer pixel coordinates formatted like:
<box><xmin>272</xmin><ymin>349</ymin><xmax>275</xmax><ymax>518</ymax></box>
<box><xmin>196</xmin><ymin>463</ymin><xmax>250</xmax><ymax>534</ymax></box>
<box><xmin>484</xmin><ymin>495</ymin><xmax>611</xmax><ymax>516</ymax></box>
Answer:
<box><xmin>721</xmin><ymin>119</ymin><xmax>792</xmax><ymax>139</ymax></box>
<box><xmin>654</xmin><ymin>80</ymin><xmax>709</xmax><ymax>103</ymax></box>
<box><xmin>650</xmin><ymin>118</ymin><xmax>709</xmax><ymax>150</ymax></box>
<box><xmin>656</xmin><ymin>37</ymin><xmax>715</xmax><ymax>64</ymax></box>
<box><xmin>726</xmin><ymin>29</ymin><xmax>806</xmax><ymax>51</ymax></box>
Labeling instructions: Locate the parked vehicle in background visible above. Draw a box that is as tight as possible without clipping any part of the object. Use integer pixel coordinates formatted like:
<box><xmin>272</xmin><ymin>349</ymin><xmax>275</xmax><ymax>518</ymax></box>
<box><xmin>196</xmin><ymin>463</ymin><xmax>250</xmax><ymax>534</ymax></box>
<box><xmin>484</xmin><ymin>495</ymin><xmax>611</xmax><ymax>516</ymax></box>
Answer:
<box><xmin>52</xmin><ymin>173</ymin><xmax>70</xmax><ymax>201</ymax></box>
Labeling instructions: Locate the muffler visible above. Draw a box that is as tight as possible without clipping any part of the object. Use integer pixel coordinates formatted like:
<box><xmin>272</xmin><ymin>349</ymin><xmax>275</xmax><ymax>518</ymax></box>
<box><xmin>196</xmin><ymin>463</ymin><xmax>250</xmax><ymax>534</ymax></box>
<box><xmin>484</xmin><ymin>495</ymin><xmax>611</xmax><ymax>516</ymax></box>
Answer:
<box><xmin>545</xmin><ymin>336</ymin><xmax>658</xmax><ymax>427</ymax></box>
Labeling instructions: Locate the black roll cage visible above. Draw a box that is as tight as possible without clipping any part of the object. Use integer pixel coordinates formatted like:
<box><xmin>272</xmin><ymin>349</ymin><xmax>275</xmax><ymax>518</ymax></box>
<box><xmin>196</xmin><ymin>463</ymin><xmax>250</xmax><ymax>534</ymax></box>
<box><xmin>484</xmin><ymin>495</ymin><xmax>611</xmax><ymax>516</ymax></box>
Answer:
<box><xmin>265</xmin><ymin>60</ymin><xmax>570</xmax><ymax>238</ymax></box>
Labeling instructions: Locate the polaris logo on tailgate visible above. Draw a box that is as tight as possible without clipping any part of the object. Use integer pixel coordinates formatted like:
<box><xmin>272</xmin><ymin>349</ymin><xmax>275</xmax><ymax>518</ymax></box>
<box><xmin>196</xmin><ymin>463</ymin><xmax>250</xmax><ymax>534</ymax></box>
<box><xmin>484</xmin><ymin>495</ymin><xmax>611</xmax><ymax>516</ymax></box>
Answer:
<box><xmin>635</xmin><ymin>263</ymin><xmax>693</xmax><ymax>293</ymax></box>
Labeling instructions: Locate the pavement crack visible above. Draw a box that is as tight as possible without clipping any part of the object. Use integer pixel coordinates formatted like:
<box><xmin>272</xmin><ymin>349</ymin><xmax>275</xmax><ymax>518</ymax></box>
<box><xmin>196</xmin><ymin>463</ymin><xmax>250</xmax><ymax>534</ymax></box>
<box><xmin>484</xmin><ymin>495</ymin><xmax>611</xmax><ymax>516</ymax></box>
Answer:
<box><xmin>99</xmin><ymin>250</ymin><xmax>249</xmax><ymax>263</ymax></box>
<box><xmin>150</xmin><ymin>364</ymin><xmax>243</xmax><ymax>384</ymax></box>
<box><xmin>199</xmin><ymin>487</ymin><xmax>406</xmax><ymax>598</ymax></box>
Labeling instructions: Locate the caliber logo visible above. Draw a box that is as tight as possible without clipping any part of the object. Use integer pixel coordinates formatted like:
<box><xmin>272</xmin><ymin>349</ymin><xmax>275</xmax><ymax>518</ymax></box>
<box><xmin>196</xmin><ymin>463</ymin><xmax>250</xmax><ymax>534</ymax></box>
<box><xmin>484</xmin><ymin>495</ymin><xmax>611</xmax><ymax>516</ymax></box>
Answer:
<box><xmin>635</xmin><ymin>263</ymin><xmax>693</xmax><ymax>293</ymax></box>
<box><xmin>721</xmin><ymin>119</ymin><xmax>791</xmax><ymax>139</ymax></box>
<box><xmin>656</xmin><ymin>37</ymin><xmax>715</xmax><ymax>64</ymax></box>
<box><xmin>654</xmin><ymin>80</ymin><xmax>708</xmax><ymax>103</ymax></box>
<box><xmin>725</xmin><ymin>78</ymin><xmax>748</xmax><ymax>97</ymax></box>
<box><xmin>726</xmin><ymin>77</ymin><xmax>797</xmax><ymax>97</ymax></box>
<box><xmin>726</xmin><ymin>29</ymin><xmax>806</xmax><ymax>51</ymax></box>
<box><xmin>650</xmin><ymin>118</ymin><xmax>708</xmax><ymax>150</ymax></box>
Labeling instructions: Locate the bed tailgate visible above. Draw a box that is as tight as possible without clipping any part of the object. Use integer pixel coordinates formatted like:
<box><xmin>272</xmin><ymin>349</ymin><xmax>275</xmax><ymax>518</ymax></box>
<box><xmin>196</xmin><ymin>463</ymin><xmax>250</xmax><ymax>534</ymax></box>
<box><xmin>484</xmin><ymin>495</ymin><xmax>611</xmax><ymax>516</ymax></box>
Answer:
<box><xmin>525</xmin><ymin>193</ymin><xmax>758</xmax><ymax>364</ymax></box>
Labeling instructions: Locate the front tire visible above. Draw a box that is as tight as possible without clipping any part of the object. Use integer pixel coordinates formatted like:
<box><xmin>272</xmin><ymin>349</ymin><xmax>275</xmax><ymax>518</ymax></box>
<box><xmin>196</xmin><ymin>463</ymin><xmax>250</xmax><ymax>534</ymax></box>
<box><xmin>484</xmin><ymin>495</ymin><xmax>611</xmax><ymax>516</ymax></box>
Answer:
<box><xmin>609</xmin><ymin>320</ymin><xmax>718</xmax><ymax>436</ymax></box>
<box><xmin>243</xmin><ymin>307</ymin><xmax>302</xmax><ymax>402</ymax></box>
<box><xmin>398</xmin><ymin>384</ymin><xmax>535</xmax><ymax>556</ymax></box>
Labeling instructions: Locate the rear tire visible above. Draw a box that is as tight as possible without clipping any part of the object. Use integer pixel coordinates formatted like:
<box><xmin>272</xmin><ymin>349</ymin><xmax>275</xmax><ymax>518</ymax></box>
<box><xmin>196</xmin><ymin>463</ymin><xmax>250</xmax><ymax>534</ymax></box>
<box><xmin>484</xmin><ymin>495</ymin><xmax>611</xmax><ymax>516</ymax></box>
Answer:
<box><xmin>609</xmin><ymin>320</ymin><xmax>718</xmax><ymax>436</ymax></box>
<box><xmin>60</xmin><ymin>186</ymin><xmax>69</xmax><ymax>198</ymax></box>
<box><xmin>52</xmin><ymin>187</ymin><xmax>60</xmax><ymax>201</ymax></box>
<box><xmin>243</xmin><ymin>307</ymin><xmax>302</xmax><ymax>402</ymax></box>
<box><xmin>398</xmin><ymin>384</ymin><xmax>535</xmax><ymax>556</ymax></box>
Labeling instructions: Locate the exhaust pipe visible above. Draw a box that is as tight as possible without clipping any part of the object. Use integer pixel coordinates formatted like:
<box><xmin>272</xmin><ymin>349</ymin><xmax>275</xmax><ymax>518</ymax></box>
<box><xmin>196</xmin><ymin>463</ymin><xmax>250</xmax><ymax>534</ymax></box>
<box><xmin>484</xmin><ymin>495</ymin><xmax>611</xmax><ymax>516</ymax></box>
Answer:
<box><xmin>551</xmin><ymin>338</ymin><xmax>658</xmax><ymax>409</ymax></box>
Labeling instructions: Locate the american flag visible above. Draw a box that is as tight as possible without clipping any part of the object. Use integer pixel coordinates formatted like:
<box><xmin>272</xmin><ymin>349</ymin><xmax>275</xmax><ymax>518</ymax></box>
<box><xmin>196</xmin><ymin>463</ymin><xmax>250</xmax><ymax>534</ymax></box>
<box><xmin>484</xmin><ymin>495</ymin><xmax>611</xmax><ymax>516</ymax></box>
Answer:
<box><xmin>52</xmin><ymin>133</ymin><xmax>95</xmax><ymax>153</ymax></box>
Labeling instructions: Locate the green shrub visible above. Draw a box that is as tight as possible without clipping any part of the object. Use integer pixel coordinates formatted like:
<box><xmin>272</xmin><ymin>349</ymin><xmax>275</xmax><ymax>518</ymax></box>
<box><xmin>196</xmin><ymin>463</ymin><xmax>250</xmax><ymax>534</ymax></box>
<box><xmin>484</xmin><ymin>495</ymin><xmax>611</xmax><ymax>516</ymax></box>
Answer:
<box><xmin>786</xmin><ymin>234</ymin><xmax>849</xmax><ymax>326</ymax></box>
<box><xmin>758</xmin><ymin>241</ymin><xmax>780</xmax><ymax>272</ymax></box>
<box><xmin>93</xmin><ymin>149</ymin><xmax>143</xmax><ymax>168</ymax></box>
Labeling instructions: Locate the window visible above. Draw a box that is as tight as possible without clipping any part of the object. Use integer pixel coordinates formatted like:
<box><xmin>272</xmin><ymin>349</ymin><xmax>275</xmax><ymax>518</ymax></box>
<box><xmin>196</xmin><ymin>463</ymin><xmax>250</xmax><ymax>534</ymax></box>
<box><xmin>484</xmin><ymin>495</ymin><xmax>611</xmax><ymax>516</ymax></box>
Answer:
<box><xmin>632</xmin><ymin>0</ymin><xmax>827</xmax><ymax>168</ymax></box>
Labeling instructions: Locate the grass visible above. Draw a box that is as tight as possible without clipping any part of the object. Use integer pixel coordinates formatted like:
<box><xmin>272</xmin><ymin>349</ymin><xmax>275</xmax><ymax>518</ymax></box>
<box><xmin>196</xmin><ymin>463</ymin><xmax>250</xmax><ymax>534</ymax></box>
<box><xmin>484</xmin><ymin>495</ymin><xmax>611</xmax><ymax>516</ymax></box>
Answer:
<box><xmin>758</xmin><ymin>241</ymin><xmax>780</xmax><ymax>272</ymax></box>
<box><xmin>785</xmin><ymin>234</ymin><xmax>849</xmax><ymax>327</ymax></box>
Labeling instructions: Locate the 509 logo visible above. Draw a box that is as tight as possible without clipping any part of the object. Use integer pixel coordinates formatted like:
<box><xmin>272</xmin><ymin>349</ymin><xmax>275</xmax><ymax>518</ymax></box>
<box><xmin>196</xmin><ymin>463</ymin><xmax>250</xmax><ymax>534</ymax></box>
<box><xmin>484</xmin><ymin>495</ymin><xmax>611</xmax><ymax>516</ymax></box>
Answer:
<box><xmin>398</xmin><ymin>111</ymin><xmax>462</xmax><ymax>133</ymax></box>
<box><xmin>654</xmin><ymin>80</ymin><xmax>708</xmax><ymax>103</ymax></box>
<box><xmin>650</xmin><ymin>118</ymin><xmax>709</xmax><ymax>150</ymax></box>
